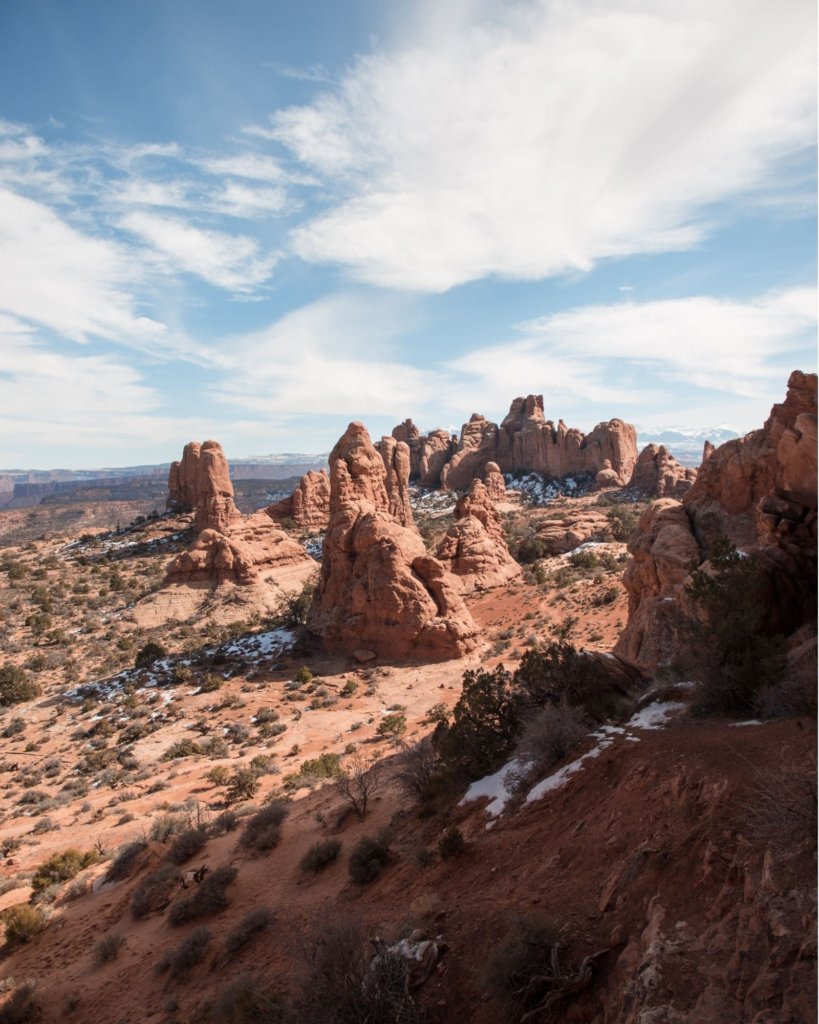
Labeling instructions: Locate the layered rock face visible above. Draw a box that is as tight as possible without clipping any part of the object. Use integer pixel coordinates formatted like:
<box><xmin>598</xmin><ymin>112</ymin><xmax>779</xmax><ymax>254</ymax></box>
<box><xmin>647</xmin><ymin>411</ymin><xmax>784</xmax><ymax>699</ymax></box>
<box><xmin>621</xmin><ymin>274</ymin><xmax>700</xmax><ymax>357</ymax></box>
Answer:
<box><xmin>395</xmin><ymin>397</ymin><xmax>637</xmax><ymax>493</ymax></box>
<box><xmin>628</xmin><ymin>444</ymin><xmax>697</xmax><ymax>499</ymax></box>
<box><xmin>535</xmin><ymin>509</ymin><xmax>612</xmax><ymax>556</ymax></box>
<box><xmin>436</xmin><ymin>479</ymin><xmax>521</xmax><ymax>593</ymax></box>
<box><xmin>308</xmin><ymin>422</ymin><xmax>479</xmax><ymax>661</ymax></box>
<box><xmin>165</xmin><ymin>440</ymin><xmax>310</xmax><ymax>588</ymax></box>
<box><xmin>376</xmin><ymin>435</ymin><xmax>413</xmax><ymax>527</ymax></box>
<box><xmin>616</xmin><ymin>371</ymin><xmax>817</xmax><ymax>666</ymax></box>
<box><xmin>267</xmin><ymin>470</ymin><xmax>330</xmax><ymax>532</ymax></box>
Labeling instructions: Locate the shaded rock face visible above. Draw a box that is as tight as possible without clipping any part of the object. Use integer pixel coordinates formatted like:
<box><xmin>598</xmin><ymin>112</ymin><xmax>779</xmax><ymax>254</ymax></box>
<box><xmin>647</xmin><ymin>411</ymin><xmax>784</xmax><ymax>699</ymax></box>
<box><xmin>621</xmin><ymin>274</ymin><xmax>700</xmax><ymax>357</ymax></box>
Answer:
<box><xmin>166</xmin><ymin>441</ymin><xmax>202</xmax><ymax>512</ymax></box>
<box><xmin>396</xmin><ymin>398</ymin><xmax>637</xmax><ymax>492</ymax></box>
<box><xmin>594</xmin><ymin>458</ymin><xmax>621</xmax><ymax>490</ymax></box>
<box><xmin>267</xmin><ymin>470</ymin><xmax>330</xmax><ymax>532</ymax></box>
<box><xmin>629</xmin><ymin>444</ymin><xmax>697</xmax><ymax>500</ymax></box>
<box><xmin>376</xmin><ymin>436</ymin><xmax>413</xmax><ymax>527</ymax></box>
<box><xmin>536</xmin><ymin>509</ymin><xmax>612</xmax><ymax>556</ymax></box>
<box><xmin>616</xmin><ymin>371</ymin><xmax>817</xmax><ymax>667</ymax></box>
<box><xmin>436</xmin><ymin>479</ymin><xmax>521</xmax><ymax>593</ymax></box>
<box><xmin>308</xmin><ymin>422</ymin><xmax>479</xmax><ymax>661</ymax></box>
<box><xmin>483</xmin><ymin>461</ymin><xmax>506</xmax><ymax>502</ymax></box>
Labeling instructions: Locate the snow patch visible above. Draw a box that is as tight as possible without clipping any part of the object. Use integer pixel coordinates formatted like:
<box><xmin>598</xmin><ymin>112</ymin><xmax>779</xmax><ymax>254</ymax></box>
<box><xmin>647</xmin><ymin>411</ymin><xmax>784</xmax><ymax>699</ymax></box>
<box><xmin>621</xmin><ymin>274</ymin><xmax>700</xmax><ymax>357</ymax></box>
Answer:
<box><xmin>460</xmin><ymin>757</ymin><xmax>529</xmax><ymax>818</ymax></box>
<box><xmin>627</xmin><ymin>701</ymin><xmax>686</xmax><ymax>730</ymax></box>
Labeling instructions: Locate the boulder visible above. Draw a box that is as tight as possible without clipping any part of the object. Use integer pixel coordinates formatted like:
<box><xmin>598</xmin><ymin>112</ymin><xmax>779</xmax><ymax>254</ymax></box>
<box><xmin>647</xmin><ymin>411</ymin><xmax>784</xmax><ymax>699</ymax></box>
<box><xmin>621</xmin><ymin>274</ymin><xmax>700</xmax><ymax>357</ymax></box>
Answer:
<box><xmin>535</xmin><ymin>509</ymin><xmax>612</xmax><ymax>556</ymax></box>
<box><xmin>483</xmin><ymin>462</ymin><xmax>507</xmax><ymax>502</ymax></box>
<box><xmin>308</xmin><ymin>422</ymin><xmax>480</xmax><ymax>661</ymax></box>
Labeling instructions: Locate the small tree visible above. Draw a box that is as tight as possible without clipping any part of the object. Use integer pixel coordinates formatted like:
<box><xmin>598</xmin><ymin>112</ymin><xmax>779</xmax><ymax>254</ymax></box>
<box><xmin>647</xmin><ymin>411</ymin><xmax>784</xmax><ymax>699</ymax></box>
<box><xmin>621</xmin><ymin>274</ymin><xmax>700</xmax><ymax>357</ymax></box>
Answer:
<box><xmin>135</xmin><ymin>642</ymin><xmax>167</xmax><ymax>669</ymax></box>
<box><xmin>336</xmin><ymin>753</ymin><xmax>382</xmax><ymax>819</ymax></box>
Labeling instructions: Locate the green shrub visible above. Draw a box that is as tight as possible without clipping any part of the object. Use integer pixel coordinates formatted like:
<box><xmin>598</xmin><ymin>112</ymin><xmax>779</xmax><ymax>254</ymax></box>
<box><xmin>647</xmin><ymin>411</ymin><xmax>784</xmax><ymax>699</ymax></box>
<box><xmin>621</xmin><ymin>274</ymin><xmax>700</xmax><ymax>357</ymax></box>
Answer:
<box><xmin>0</xmin><ymin>665</ymin><xmax>40</xmax><ymax>707</ymax></box>
<box><xmin>348</xmin><ymin>832</ymin><xmax>391</xmax><ymax>884</ymax></box>
<box><xmin>150</xmin><ymin>812</ymin><xmax>191</xmax><ymax>842</ymax></box>
<box><xmin>434</xmin><ymin>665</ymin><xmax>518</xmax><ymax>778</ymax></box>
<box><xmin>161</xmin><ymin>738</ymin><xmax>202</xmax><ymax>761</ymax></box>
<box><xmin>31</xmin><ymin>848</ymin><xmax>100</xmax><ymax>893</ymax></box>
<box><xmin>300</xmin><ymin>839</ymin><xmax>342</xmax><ymax>874</ymax></box>
<box><xmin>168</xmin><ymin>866</ymin><xmax>237</xmax><ymax>926</ymax></box>
<box><xmin>226</xmin><ymin>767</ymin><xmax>260</xmax><ymax>802</ymax></box>
<box><xmin>294</xmin><ymin>665</ymin><xmax>314</xmax><ymax>685</ymax></box>
<box><xmin>0</xmin><ymin>982</ymin><xmax>39</xmax><ymax>1023</ymax></box>
<box><xmin>517</xmin><ymin>537</ymin><xmax>548</xmax><ymax>564</ymax></box>
<box><xmin>283</xmin><ymin>753</ymin><xmax>342</xmax><ymax>791</ymax></box>
<box><xmin>376</xmin><ymin>713</ymin><xmax>406</xmax><ymax>739</ymax></box>
<box><xmin>607</xmin><ymin>505</ymin><xmax>638</xmax><ymax>541</ymax></box>
<box><xmin>135</xmin><ymin>642</ymin><xmax>167</xmax><ymax>669</ymax></box>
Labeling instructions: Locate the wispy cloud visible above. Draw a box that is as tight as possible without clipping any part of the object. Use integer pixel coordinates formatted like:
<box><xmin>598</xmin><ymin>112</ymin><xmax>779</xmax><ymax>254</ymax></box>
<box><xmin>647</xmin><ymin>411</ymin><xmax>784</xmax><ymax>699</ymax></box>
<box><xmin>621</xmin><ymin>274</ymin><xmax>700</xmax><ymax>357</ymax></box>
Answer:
<box><xmin>263</xmin><ymin>61</ymin><xmax>333</xmax><ymax>84</ymax></box>
<box><xmin>264</xmin><ymin>0</ymin><xmax>816</xmax><ymax>291</ymax></box>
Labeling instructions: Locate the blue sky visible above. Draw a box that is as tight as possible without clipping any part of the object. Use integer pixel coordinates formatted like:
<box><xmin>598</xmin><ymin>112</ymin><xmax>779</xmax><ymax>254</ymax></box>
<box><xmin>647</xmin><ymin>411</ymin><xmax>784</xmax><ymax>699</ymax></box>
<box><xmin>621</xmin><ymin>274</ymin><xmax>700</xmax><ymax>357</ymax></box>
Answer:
<box><xmin>0</xmin><ymin>0</ymin><xmax>816</xmax><ymax>469</ymax></box>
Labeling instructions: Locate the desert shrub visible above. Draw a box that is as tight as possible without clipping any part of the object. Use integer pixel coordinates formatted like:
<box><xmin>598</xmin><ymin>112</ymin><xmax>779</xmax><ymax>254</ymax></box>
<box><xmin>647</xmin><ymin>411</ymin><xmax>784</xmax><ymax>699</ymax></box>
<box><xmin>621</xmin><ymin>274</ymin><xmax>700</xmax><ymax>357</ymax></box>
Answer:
<box><xmin>376</xmin><ymin>713</ymin><xmax>407</xmax><ymax>739</ymax></box>
<box><xmin>161</xmin><ymin>738</ymin><xmax>202</xmax><ymax>761</ymax></box>
<box><xmin>168</xmin><ymin>865</ymin><xmax>237</xmax><ymax>926</ymax></box>
<box><xmin>336</xmin><ymin>753</ymin><xmax>381</xmax><ymax>819</ymax></box>
<box><xmin>514</xmin><ymin>643</ymin><xmax>632</xmax><ymax>723</ymax></box>
<box><xmin>295</xmin><ymin>914</ymin><xmax>423</xmax><ymax>1024</ymax></box>
<box><xmin>348</xmin><ymin>832</ymin><xmax>391</xmax><ymax>884</ymax></box>
<box><xmin>391</xmin><ymin>739</ymin><xmax>441</xmax><ymax>804</ymax></box>
<box><xmin>267</xmin><ymin>578</ymin><xmax>316</xmax><ymax>630</ymax></box>
<box><xmin>283</xmin><ymin>753</ymin><xmax>342</xmax><ymax>791</ymax></box>
<box><xmin>207</xmin><ymin>974</ymin><xmax>287</xmax><ymax>1023</ymax></box>
<box><xmin>103</xmin><ymin>839</ymin><xmax>148</xmax><ymax>882</ymax></box>
<box><xmin>30</xmin><ymin>848</ymin><xmax>100</xmax><ymax>893</ymax></box>
<box><xmin>0</xmin><ymin>665</ymin><xmax>40</xmax><ymax>707</ymax></box>
<box><xmin>2</xmin><ymin>904</ymin><xmax>47</xmax><ymax>948</ymax></box>
<box><xmin>210</xmin><ymin>809</ymin><xmax>239</xmax><ymax>834</ymax></box>
<box><xmin>226</xmin><ymin>767</ymin><xmax>260</xmax><ymax>802</ymax></box>
<box><xmin>150</xmin><ymin>812</ymin><xmax>191</xmax><ymax>842</ymax></box>
<box><xmin>167</xmin><ymin>826</ymin><xmax>208</xmax><ymax>865</ymax></box>
<box><xmin>740</xmin><ymin>762</ymin><xmax>817</xmax><ymax>851</ymax></box>
<box><xmin>517</xmin><ymin>536</ymin><xmax>548</xmax><ymax>564</ymax></box>
<box><xmin>754</xmin><ymin>674</ymin><xmax>817</xmax><ymax>719</ymax></box>
<box><xmin>135</xmin><ymin>642</ymin><xmax>167</xmax><ymax>669</ymax></box>
<box><xmin>514</xmin><ymin>704</ymin><xmax>588</xmax><ymax>778</ymax></box>
<box><xmin>434</xmin><ymin>665</ymin><xmax>519</xmax><ymax>778</ymax></box>
<box><xmin>239</xmin><ymin>802</ymin><xmax>289</xmax><ymax>852</ymax></box>
<box><xmin>224</xmin><ymin>907</ymin><xmax>275</xmax><ymax>956</ymax></box>
<box><xmin>0</xmin><ymin>982</ymin><xmax>39</xmax><ymax>1024</ymax></box>
<box><xmin>438</xmin><ymin>826</ymin><xmax>465</xmax><ymax>860</ymax></box>
<box><xmin>300</xmin><ymin>839</ymin><xmax>342</xmax><ymax>874</ymax></box>
<box><xmin>157</xmin><ymin>926</ymin><xmax>212</xmax><ymax>978</ymax></box>
<box><xmin>93</xmin><ymin>932</ymin><xmax>125</xmax><ymax>965</ymax></box>
<box><xmin>488</xmin><ymin>915</ymin><xmax>579</xmax><ymax>1022</ymax></box>
<box><xmin>685</xmin><ymin>541</ymin><xmax>786</xmax><ymax>716</ymax></box>
<box><xmin>607</xmin><ymin>504</ymin><xmax>638</xmax><ymax>541</ymax></box>
<box><xmin>207</xmin><ymin>765</ymin><xmax>231</xmax><ymax>787</ymax></box>
<box><xmin>294</xmin><ymin>665</ymin><xmax>314</xmax><ymax>685</ymax></box>
<box><xmin>131</xmin><ymin>864</ymin><xmax>181</xmax><ymax>919</ymax></box>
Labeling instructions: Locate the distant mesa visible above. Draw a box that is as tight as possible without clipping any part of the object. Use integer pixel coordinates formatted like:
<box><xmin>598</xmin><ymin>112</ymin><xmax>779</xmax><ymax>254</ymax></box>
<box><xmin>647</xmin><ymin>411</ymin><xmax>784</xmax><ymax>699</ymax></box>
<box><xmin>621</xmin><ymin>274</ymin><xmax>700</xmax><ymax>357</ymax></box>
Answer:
<box><xmin>617</xmin><ymin>370</ymin><xmax>818</xmax><ymax>669</ymax></box>
<box><xmin>307</xmin><ymin>421</ymin><xmax>480</xmax><ymax>661</ymax></box>
<box><xmin>392</xmin><ymin>395</ymin><xmax>638</xmax><ymax>492</ymax></box>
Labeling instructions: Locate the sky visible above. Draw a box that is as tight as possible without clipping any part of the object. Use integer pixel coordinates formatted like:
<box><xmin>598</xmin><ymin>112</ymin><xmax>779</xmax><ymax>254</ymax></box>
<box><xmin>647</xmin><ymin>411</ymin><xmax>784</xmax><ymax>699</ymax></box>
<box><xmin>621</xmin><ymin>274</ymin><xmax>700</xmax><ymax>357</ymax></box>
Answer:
<box><xmin>0</xmin><ymin>0</ymin><xmax>816</xmax><ymax>470</ymax></box>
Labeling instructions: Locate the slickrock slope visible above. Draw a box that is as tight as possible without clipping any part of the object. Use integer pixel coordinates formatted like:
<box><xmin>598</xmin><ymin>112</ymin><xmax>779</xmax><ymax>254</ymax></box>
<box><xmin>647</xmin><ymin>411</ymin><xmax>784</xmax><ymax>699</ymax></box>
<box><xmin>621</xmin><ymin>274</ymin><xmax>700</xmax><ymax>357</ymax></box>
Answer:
<box><xmin>436</xmin><ymin>479</ymin><xmax>521</xmax><ymax>593</ymax></box>
<box><xmin>628</xmin><ymin>443</ymin><xmax>697</xmax><ymax>499</ymax></box>
<box><xmin>308</xmin><ymin>422</ymin><xmax>479</xmax><ymax>661</ymax></box>
<box><xmin>398</xmin><ymin>398</ymin><xmax>637</xmax><ymax>492</ymax></box>
<box><xmin>535</xmin><ymin>508</ymin><xmax>612</xmax><ymax>556</ymax></box>
<box><xmin>617</xmin><ymin>371</ymin><xmax>817</xmax><ymax>666</ymax></box>
<box><xmin>267</xmin><ymin>469</ymin><xmax>330</xmax><ymax>531</ymax></box>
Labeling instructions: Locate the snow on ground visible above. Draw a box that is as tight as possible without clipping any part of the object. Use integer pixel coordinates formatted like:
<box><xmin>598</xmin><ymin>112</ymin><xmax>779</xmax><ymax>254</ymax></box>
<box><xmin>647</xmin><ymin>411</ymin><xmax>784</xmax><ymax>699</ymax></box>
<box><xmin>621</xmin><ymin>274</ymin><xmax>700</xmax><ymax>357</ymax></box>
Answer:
<box><xmin>459</xmin><ymin>757</ymin><xmax>529</xmax><ymax>818</ymax></box>
<box><xmin>729</xmin><ymin>719</ymin><xmax>764</xmax><ymax>727</ymax></box>
<box><xmin>627</xmin><ymin>701</ymin><xmax>687</xmax><ymax>730</ymax></box>
<box><xmin>303</xmin><ymin>536</ymin><xmax>324</xmax><ymax>561</ymax></box>
<box><xmin>504</xmin><ymin>473</ymin><xmax>594</xmax><ymax>507</ymax></box>
<box><xmin>220</xmin><ymin>629</ymin><xmax>294</xmax><ymax>658</ymax></box>
<box><xmin>410</xmin><ymin>487</ymin><xmax>456</xmax><ymax>517</ymax></box>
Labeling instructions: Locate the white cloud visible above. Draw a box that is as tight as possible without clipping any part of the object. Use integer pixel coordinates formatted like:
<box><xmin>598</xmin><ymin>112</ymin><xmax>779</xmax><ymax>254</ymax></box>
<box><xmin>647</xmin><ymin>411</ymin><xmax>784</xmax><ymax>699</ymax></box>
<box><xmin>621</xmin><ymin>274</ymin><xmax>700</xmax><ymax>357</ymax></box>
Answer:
<box><xmin>267</xmin><ymin>0</ymin><xmax>816</xmax><ymax>291</ymax></box>
<box><xmin>118</xmin><ymin>210</ymin><xmax>281</xmax><ymax>292</ymax></box>
<box><xmin>0</xmin><ymin>187</ymin><xmax>167</xmax><ymax>346</ymax></box>
<box><xmin>197</xmin><ymin>153</ymin><xmax>293</xmax><ymax>182</ymax></box>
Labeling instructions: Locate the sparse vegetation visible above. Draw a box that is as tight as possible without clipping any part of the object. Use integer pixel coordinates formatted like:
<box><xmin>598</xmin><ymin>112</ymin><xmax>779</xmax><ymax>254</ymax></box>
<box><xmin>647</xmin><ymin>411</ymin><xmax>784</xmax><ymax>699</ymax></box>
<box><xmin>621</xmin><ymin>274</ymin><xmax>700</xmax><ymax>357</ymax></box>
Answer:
<box><xmin>93</xmin><ymin>932</ymin><xmax>125</xmax><ymax>965</ymax></box>
<box><xmin>157</xmin><ymin>926</ymin><xmax>213</xmax><ymax>978</ymax></box>
<box><xmin>31</xmin><ymin>848</ymin><xmax>100</xmax><ymax>893</ymax></box>
<box><xmin>239</xmin><ymin>802</ymin><xmax>288</xmax><ymax>852</ymax></box>
<box><xmin>131</xmin><ymin>864</ymin><xmax>181</xmax><ymax>919</ymax></box>
<box><xmin>438</xmin><ymin>826</ymin><xmax>465</xmax><ymax>860</ymax></box>
<box><xmin>224</xmin><ymin>907</ymin><xmax>276</xmax><ymax>956</ymax></box>
<box><xmin>167</xmin><ymin>826</ymin><xmax>208</xmax><ymax>865</ymax></box>
<box><xmin>335</xmin><ymin>753</ymin><xmax>381</xmax><ymax>819</ymax></box>
<box><xmin>348</xmin><ymin>831</ymin><xmax>392</xmax><ymax>884</ymax></box>
<box><xmin>103</xmin><ymin>839</ymin><xmax>148</xmax><ymax>882</ymax></box>
<box><xmin>300</xmin><ymin>838</ymin><xmax>342</xmax><ymax>874</ymax></box>
<box><xmin>1</xmin><ymin>904</ymin><xmax>47</xmax><ymax>948</ymax></box>
<box><xmin>0</xmin><ymin>665</ymin><xmax>40</xmax><ymax>706</ymax></box>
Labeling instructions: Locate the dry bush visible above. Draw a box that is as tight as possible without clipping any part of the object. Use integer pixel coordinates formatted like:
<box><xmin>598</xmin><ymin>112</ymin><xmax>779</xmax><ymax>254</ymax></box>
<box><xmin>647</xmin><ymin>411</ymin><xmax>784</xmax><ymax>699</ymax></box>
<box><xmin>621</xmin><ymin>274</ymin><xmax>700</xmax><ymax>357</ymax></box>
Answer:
<box><xmin>336</xmin><ymin>753</ymin><xmax>381</xmax><ymax>819</ymax></box>
<box><xmin>348</xmin><ymin>831</ymin><xmax>391</xmax><ymax>884</ymax></box>
<box><xmin>131</xmin><ymin>864</ymin><xmax>181</xmax><ymax>919</ymax></box>
<box><xmin>103</xmin><ymin>839</ymin><xmax>148</xmax><ymax>883</ymax></box>
<box><xmin>239</xmin><ymin>802</ymin><xmax>289</xmax><ymax>852</ymax></box>
<box><xmin>166</xmin><ymin>826</ymin><xmax>208</xmax><ymax>865</ymax></box>
<box><xmin>168</xmin><ymin>865</ymin><xmax>237</xmax><ymax>926</ymax></box>
<box><xmin>437</xmin><ymin>827</ymin><xmax>465</xmax><ymax>861</ymax></box>
<box><xmin>157</xmin><ymin>927</ymin><xmax>212</xmax><ymax>979</ymax></box>
<box><xmin>1</xmin><ymin>904</ymin><xmax>47</xmax><ymax>948</ymax></box>
<box><xmin>93</xmin><ymin>932</ymin><xmax>124</xmax><ymax>965</ymax></box>
<box><xmin>300</xmin><ymin>839</ymin><xmax>342</xmax><ymax>874</ymax></box>
<box><xmin>740</xmin><ymin>762</ymin><xmax>817</xmax><ymax>851</ymax></box>
<box><xmin>207</xmin><ymin>973</ymin><xmax>287</xmax><ymax>1023</ymax></box>
<box><xmin>295</xmin><ymin>914</ymin><xmax>423</xmax><ymax>1024</ymax></box>
<box><xmin>224</xmin><ymin>907</ymin><xmax>275</xmax><ymax>956</ymax></box>
<box><xmin>30</xmin><ymin>848</ymin><xmax>100</xmax><ymax>893</ymax></box>
<box><xmin>0</xmin><ymin>983</ymin><xmax>39</xmax><ymax>1024</ymax></box>
<box><xmin>149</xmin><ymin>812</ymin><xmax>190</xmax><ymax>842</ymax></box>
<box><xmin>392</xmin><ymin>738</ymin><xmax>440</xmax><ymax>804</ymax></box>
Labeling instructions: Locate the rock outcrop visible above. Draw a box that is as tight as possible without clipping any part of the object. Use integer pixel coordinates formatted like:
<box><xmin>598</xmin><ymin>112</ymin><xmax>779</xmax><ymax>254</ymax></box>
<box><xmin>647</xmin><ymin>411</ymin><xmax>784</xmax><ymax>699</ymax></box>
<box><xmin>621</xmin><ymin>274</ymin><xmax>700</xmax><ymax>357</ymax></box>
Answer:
<box><xmin>193</xmin><ymin>441</ymin><xmax>241</xmax><ymax>534</ymax></box>
<box><xmin>308</xmin><ymin>422</ymin><xmax>479</xmax><ymax>661</ymax></box>
<box><xmin>436</xmin><ymin>479</ymin><xmax>521</xmax><ymax>593</ymax></box>
<box><xmin>396</xmin><ymin>397</ymin><xmax>638</xmax><ymax>493</ymax></box>
<box><xmin>166</xmin><ymin>441</ymin><xmax>202</xmax><ymax>512</ymax></box>
<box><xmin>483</xmin><ymin>461</ymin><xmax>507</xmax><ymax>503</ymax></box>
<box><xmin>616</xmin><ymin>371</ymin><xmax>817</xmax><ymax>667</ymax></box>
<box><xmin>535</xmin><ymin>509</ymin><xmax>612</xmax><ymax>556</ymax></box>
<box><xmin>594</xmin><ymin>459</ymin><xmax>621</xmax><ymax>490</ymax></box>
<box><xmin>628</xmin><ymin>444</ymin><xmax>697</xmax><ymax>499</ymax></box>
<box><xmin>267</xmin><ymin>470</ymin><xmax>330</xmax><ymax>532</ymax></box>
<box><xmin>376</xmin><ymin>436</ymin><xmax>413</xmax><ymax>527</ymax></box>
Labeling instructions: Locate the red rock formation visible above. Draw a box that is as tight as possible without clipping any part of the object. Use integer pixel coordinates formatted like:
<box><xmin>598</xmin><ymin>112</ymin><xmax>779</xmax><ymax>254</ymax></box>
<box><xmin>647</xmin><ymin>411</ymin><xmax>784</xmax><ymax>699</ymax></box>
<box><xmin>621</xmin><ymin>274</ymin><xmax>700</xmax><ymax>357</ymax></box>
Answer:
<box><xmin>439</xmin><ymin>414</ymin><xmax>500</xmax><ymax>491</ymax></box>
<box><xmin>594</xmin><ymin>459</ymin><xmax>621</xmax><ymax>489</ymax></box>
<box><xmin>483</xmin><ymin>461</ymin><xmax>506</xmax><ymax>503</ymax></box>
<box><xmin>308</xmin><ymin>422</ymin><xmax>479</xmax><ymax>661</ymax></box>
<box><xmin>436</xmin><ymin>479</ymin><xmax>521</xmax><ymax>593</ymax></box>
<box><xmin>267</xmin><ymin>470</ymin><xmax>330</xmax><ymax>532</ymax></box>
<box><xmin>166</xmin><ymin>441</ymin><xmax>202</xmax><ymax>512</ymax></box>
<box><xmin>628</xmin><ymin>444</ymin><xmax>697</xmax><ymax>500</ymax></box>
<box><xmin>376</xmin><ymin>436</ymin><xmax>413</xmax><ymax>527</ymax></box>
<box><xmin>535</xmin><ymin>509</ymin><xmax>612</xmax><ymax>556</ymax></box>
<box><xmin>616</xmin><ymin>371</ymin><xmax>817</xmax><ymax>667</ymax></box>
<box><xmin>194</xmin><ymin>441</ymin><xmax>241</xmax><ymax>534</ymax></box>
<box><xmin>418</xmin><ymin>429</ymin><xmax>456</xmax><ymax>487</ymax></box>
